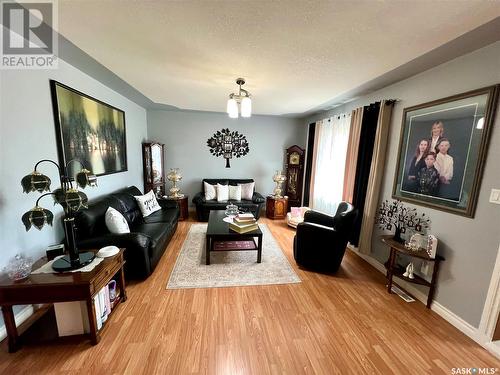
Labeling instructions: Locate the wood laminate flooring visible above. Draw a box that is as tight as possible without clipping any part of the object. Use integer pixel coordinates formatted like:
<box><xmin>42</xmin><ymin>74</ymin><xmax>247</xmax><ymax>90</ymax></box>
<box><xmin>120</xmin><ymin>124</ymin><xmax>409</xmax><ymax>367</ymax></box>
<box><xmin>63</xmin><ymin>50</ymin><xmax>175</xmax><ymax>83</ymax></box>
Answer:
<box><xmin>1</xmin><ymin>217</ymin><xmax>498</xmax><ymax>374</ymax></box>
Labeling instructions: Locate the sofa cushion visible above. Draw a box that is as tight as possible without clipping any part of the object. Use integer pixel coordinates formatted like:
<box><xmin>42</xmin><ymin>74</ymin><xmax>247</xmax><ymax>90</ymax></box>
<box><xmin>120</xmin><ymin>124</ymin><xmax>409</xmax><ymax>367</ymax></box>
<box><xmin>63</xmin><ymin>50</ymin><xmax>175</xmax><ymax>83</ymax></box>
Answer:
<box><xmin>132</xmin><ymin>222</ymin><xmax>172</xmax><ymax>251</ymax></box>
<box><xmin>239</xmin><ymin>182</ymin><xmax>255</xmax><ymax>200</ymax></box>
<box><xmin>143</xmin><ymin>206</ymin><xmax>179</xmax><ymax>225</ymax></box>
<box><xmin>204</xmin><ymin>181</ymin><xmax>217</xmax><ymax>200</ymax></box>
<box><xmin>216</xmin><ymin>183</ymin><xmax>229</xmax><ymax>202</ymax></box>
<box><xmin>134</xmin><ymin>190</ymin><xmax>162</xmax><ymax>217</ymax></box>
<box><xmin>75</xmin><ymin>195</ymin><xmax>123</xmax><ymax>238</ymax></box>
<box><xmin>112</xmin><ymin>186</ymin><xmax>143</xmax><ymax>224</ymax></box>
<box><xmin>229</xmin><ymin>185</ymin><xmax>242</xmax><ymax>200</ymax></box>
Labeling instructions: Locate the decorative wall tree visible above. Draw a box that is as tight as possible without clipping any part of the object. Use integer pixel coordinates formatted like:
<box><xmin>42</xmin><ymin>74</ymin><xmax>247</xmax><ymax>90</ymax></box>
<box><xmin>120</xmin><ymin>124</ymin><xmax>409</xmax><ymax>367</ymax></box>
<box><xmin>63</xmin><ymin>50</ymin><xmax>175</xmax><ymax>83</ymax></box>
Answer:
<box><xmin>207</xmin><ymin>128</ymin><xmax>249</xmax><ymax>168</ymax></box>
<box><xmin>377</xmin><ymin>199</ymin><xmax>431</xmax><ymax>243</ymax></box>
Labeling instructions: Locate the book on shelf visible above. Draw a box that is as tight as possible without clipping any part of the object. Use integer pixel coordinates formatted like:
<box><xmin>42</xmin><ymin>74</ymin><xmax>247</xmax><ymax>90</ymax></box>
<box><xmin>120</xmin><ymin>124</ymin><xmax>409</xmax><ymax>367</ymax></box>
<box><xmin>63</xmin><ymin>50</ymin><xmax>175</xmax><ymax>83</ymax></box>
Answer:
<box><xmin>229</xmin><ymin>222</ymin><xmax>259</xmax><ymax>233</ymax></box>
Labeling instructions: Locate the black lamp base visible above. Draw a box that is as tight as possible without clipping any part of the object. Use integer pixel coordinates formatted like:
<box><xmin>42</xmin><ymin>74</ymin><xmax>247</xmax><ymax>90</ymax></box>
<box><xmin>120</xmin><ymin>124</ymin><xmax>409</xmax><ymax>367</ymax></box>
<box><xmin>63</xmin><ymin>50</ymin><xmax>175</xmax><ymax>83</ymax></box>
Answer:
<box><xmin>52</xmin><ymin>251</ymin><xmax>95</xmax><ymax>272</ymax></box>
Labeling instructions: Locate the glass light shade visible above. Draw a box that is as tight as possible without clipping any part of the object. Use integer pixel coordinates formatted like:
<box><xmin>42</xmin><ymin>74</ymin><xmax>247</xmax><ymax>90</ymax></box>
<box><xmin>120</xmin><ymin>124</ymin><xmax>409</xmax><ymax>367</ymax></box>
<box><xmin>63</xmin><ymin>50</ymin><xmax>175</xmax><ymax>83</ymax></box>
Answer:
<box><xmin>76</xmin><ymin>168</ymin><xmax>97</xmax><ymax>189</ymax></box>
<box><xmin>22</xmin><ymin>206</ymin><xmax>54</xmax><ymax>231</ymax></box>
<box><xmin>21</xmin><ymin>171</ymin><xmax>51</xmax><ymax>193</ymax></box>
<box><xmin>241</xmin><ymin>97</ymin><xmax>252</xmax><ymax>117</ymax></box>
<box><xmin>227</xmin><ymin>98</ymin><xmax>238</xmax><ymax>118</ymax></box>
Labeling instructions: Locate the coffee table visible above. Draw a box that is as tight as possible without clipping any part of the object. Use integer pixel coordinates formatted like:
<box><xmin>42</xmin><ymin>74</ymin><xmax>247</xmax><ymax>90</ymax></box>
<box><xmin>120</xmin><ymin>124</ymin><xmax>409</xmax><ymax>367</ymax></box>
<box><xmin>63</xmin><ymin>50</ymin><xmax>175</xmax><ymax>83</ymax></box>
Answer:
<box><xmin>205</xmin><ymin>210</ymin><xmax>263</xmax><ymax>265</ymax></box>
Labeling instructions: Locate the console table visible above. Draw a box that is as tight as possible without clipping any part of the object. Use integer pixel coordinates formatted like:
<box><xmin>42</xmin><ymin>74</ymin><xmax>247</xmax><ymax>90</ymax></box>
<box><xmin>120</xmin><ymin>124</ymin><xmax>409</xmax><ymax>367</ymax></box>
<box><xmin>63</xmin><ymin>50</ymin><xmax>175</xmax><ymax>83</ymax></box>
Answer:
<box><xmin>0</xmin><ymin>249</ymin><xmax>126</xmax><ymax>352</ymax></box>
<box><xmin>381</xmin><ymin>235</ymin><xmax>444</xmax><ymax>308</ymax></box>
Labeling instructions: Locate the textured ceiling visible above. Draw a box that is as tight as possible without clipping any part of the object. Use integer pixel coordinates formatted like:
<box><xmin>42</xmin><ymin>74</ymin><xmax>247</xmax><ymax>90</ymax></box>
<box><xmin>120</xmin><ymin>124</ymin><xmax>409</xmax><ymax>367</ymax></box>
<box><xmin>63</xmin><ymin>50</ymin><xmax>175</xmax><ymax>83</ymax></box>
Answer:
<box><xmin>58</xmin><ymin>1</ymin><xmax>500</xmax><ymax>116</ymax></box>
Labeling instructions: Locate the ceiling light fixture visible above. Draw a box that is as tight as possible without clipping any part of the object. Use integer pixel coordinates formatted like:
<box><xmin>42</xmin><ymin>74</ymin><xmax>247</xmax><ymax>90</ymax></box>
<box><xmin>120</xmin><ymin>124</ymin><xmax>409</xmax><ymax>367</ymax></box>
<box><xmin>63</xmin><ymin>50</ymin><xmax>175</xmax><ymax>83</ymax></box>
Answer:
<box><xmin>227</xmin><ymin>78</ymin><xmax>252</xmax><ymax>118</ymax></box>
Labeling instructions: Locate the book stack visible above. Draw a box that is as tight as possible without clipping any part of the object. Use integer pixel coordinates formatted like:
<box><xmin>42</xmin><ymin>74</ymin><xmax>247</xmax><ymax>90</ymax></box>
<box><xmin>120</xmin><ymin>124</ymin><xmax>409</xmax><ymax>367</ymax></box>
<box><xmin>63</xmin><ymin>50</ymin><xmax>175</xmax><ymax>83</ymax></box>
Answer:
<box><xmin>229</xmin><ymin>213</ymin><xmax>259</xmax><ymax>233</ymax></box>
<box><xmin>93</xmin><ymin>280</ymin><xmax>119</xmax><ymax>330</ymax></box>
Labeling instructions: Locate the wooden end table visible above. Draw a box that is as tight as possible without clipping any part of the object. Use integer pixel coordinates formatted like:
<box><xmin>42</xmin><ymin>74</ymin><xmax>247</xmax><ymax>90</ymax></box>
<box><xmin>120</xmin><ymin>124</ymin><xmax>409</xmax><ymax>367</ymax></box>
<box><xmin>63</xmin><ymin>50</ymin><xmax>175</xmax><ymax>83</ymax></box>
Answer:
<box><xmin>266</xmin><ymin>196</ymin><xmax>288</xmax><ymax>219</ymax></box>
<box><xmin>381</xmin><ymin>235</ymin><xmax>444</xmax><ymax>308</ymax></box>
<box><xmin>0</xmin><ymin>249</ymin><xmax>127</xmax><ymax>352</ymax></box>
<box><xmin>163</xmin><ymin>195</ymin><xmax>189</xmax><ymax>221</ymax></box>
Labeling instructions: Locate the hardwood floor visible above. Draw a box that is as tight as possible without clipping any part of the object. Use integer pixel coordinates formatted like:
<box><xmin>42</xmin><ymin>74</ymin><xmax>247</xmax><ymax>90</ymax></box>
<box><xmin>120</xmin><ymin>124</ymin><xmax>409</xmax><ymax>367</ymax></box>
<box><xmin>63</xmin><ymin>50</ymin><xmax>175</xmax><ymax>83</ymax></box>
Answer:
<box><xmin>1</xmin><ymin>217</ymin><xmax>499</xmax><ymax>374</ymax></box>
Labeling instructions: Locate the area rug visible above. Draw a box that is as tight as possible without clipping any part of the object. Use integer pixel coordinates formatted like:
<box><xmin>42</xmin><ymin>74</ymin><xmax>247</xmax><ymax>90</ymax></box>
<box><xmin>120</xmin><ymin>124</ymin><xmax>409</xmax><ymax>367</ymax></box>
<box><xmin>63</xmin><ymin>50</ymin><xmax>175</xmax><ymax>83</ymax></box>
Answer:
<box><xmin>166</xmin><ymin>223</ymin><xmax>301</xmax><ymax>289</ymax></box>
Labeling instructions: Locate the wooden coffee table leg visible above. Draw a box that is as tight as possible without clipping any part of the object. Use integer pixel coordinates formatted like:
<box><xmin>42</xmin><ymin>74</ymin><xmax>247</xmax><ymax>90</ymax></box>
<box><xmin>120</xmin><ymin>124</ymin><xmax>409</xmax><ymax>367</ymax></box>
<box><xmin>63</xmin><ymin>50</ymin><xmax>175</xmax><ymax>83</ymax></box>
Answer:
<box><xmin>257</xmin><ymin>235</ymin><xmax>262</xmax><ymax>263</ymax></box>
<box><xmin>1</xmin><ymin>305</ymin><xmax>20</xmax><ymax>353</ymax></box>
<box><xmin>206</xmin><ymin>236</ymin><xmax>210</xmax><ymax>265</ymax></box>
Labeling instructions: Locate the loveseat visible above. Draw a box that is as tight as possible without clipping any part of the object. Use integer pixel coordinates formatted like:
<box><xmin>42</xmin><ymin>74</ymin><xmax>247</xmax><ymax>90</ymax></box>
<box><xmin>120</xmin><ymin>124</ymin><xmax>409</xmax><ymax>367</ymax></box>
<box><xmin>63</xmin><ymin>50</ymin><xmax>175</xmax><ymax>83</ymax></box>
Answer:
<box><xmin>74</xmin><ymin>186</ymin><xmax>179</xmax><ymax>279</ymax></box>
<box><xmin>192</xmin><ymin>178</ymin><xmax>265</xmax><ymax>221</ymax></box>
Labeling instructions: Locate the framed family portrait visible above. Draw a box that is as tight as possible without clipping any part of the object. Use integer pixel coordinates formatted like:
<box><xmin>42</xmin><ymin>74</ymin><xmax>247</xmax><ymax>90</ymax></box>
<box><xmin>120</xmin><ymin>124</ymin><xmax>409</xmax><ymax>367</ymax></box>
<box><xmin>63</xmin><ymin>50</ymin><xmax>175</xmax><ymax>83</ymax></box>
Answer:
<box><xmin>50</xmin><ymin>80</ymin><xmax>128</xmax><ymax>177</ymax></box>
<box><xmin>392</xmin><ymin>85</ymin><xmax>499</xmax><ymax>217</ymax></box>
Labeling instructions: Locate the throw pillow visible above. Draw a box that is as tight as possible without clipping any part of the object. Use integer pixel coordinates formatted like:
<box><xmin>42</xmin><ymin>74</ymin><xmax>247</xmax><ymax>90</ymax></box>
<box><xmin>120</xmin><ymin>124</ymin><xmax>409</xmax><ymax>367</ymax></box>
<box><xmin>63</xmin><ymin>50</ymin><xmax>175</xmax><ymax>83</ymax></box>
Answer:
<box><xmin>105</xmin><ymin>207</ymin><xmax>130</xmax><ymax>234</ymax></box>
<box><xmin>291</xmin><ymin>207</ymin><xmax>301</xmax><ymax>217</ymax></box>
<box><xmin>134</xmin><ymin>190</ymin><xmax>161</xmax><ymax>217</ymax></box>
<box><xmin>204</xmin><ymin>181</ymin><xmax>217</xmax><ymax>200</ymax></box>
<box><xmin>238</xmin><ymin>182</ymin><xmax>255</xmax><ymax>200</ymax></box>
<box><xmin>216</xmin><ymin>184</ymin><xmax>229</xmax><ymax>202</ymax></box>
<box><xmin>228</xmin><ymin>185</ymin><xmax>242</xmax><ymax>201</ymax></box>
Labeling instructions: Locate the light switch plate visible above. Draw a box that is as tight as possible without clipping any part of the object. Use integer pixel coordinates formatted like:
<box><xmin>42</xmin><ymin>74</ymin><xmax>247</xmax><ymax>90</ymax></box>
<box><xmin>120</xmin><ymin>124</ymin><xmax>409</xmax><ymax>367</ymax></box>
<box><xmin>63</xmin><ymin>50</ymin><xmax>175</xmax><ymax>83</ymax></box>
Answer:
<box><xmin>489</xmin><ymin>189</ymin><xmax>500</xmax><ymax>204</ymax></box>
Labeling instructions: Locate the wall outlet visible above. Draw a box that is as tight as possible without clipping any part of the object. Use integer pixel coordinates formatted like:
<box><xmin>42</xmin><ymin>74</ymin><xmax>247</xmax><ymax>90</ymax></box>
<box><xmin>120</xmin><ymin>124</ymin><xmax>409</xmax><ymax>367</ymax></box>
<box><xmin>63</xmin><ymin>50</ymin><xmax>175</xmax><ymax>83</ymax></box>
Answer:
<box><xmin>489</xmin><ymin>189</ymin><xmax>500</xmax><ymax>205</ymax></box>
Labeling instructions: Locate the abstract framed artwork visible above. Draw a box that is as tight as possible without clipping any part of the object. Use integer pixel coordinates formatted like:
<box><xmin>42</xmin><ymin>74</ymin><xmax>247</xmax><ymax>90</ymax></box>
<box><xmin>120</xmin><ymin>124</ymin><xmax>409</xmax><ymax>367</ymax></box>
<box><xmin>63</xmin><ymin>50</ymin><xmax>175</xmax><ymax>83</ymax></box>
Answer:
<box><xmin>392</xmin><ymin>85</ymin><xmax>499</xmax><ymax>217</ymax></box>
<box><xmin>50</xmin><ymin>80</ymin><xmax>127</xmax><ymax>177</ymax></box>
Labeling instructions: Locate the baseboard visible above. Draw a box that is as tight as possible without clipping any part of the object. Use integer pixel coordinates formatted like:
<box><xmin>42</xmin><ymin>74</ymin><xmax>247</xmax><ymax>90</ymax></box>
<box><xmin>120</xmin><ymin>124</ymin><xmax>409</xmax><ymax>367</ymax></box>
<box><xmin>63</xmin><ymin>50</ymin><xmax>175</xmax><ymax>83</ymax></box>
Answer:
<box><xmin>347</xmin><ymin>245</ymin><xmax>500</xmax><ymax>360</ymax></box>
<box><xmin>0</xmin><ymin>305</ymin><xmax>34</xmax><ymax>342</ymax></box>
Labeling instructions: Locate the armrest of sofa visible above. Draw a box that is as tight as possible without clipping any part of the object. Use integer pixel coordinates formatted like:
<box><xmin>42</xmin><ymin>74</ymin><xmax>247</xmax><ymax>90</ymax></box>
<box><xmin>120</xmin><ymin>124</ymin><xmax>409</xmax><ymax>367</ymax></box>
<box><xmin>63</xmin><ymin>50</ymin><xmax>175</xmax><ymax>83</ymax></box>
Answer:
<box><xmin>158</xmin><ymin>198</ymin><xmax>179</xmax><ymax>210</ymax></box>
<box><xmin>192</xmin><ymin>192</ymin><xmax>206</xmax><ymax>205</ymax></box>
<box><xmin>77</xmin><ymin>232</ymin><xmax>152</xmax><ymax>251</ymax></box>
<box><xmin>303</xmin><ymin>210</ymin><xmax>334</xmax><ymax>228</ymax></box>
<box><xmin>252</xmin><ymin>192</ymin><xmax>265</xmax><ymax>204</ymax></box>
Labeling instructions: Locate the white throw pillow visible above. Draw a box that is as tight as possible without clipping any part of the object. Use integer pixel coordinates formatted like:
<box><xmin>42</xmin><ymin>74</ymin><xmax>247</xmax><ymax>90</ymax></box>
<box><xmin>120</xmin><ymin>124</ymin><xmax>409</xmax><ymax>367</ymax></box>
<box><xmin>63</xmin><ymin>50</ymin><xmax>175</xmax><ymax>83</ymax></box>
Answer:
<box><xmin>204</xmin><ymin>181</ymin><xmax>217</xmax><ymax>200</ymax></box>
<box><xmin>105</xmin><ymin>207</ymin><xmax>130</xmax><ymax>234</ymax></box>
<box><xmin>229</xmin><ymin>185</ymin><xmax>242</xmax><ymax>201</ymax></box>
<box><xmin>216</xmin><ymin>184</ymin><xmax>229</xmax><ymax>202</ymax></box>
<box><xmin>238</xmin><ymin>182</ymin><xmax>255</xmax><ymax>200</ymax></box>
<box><xmin>134</xmin><ymin>190</ymin><xmax>162</xmax><ymax>217</ymax></box>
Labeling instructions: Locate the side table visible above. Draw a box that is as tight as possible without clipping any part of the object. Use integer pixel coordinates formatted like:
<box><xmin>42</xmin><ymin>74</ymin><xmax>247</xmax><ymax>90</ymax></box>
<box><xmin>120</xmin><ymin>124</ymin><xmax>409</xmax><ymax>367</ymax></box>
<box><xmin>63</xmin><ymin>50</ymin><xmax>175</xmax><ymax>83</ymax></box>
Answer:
<box><xmin>266</xmin><ymin>196</ymin><xmax>288</xmax><ymax>219</ymax></box>
<box><xmin>163</xmin><ymin>195</ymin><xmax>189</xmax><ymax>221</ymax></box>
<box><xmin>0</xmin><ymin>249</ymin><xmax>127</xmax><ymax>352</ymax></box>
<box><xmin>381</xmin><ymin>235</ymin><xmax>444</xmax><ymax>308</ymax></box>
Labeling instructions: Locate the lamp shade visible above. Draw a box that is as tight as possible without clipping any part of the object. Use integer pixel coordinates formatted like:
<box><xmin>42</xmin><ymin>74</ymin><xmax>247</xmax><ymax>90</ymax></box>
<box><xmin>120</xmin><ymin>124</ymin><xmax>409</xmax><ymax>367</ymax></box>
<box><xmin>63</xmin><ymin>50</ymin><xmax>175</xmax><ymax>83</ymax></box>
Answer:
<box><xmin>21</xmin><ymin>171</ymin><xmax>51</xmax><ymax>193</ymax></box>
<box><xmin>54</xmin><ymin>188</ymin><xmax>88</xmax><ymax>212</ymax></box>
<box><xmin>76</xmin><ymin>169</ymin><xmax>97</xmax><ymax>189</ymax></box>
<box><xmin>227</xmin><ymin>98</ymin><xmax>238</xmax><ymax>118</ymax></box>
<box><xmin>241</xmin><ymin>97</ymin><xmax>252</xmax><ymax>118</ymax></box>
<box><xmin>22</xmin><ymin>206</ymin><xmax>54</xmax><ymax>231</ymax></box>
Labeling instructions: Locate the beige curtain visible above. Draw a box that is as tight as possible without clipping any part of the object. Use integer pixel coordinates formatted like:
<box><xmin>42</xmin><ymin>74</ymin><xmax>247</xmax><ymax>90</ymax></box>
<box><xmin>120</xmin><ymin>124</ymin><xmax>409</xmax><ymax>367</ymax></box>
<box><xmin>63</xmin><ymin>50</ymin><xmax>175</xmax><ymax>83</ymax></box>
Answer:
<box><xmin>308</xmin><ymin>120</ymin><xmax>322</xmax><ymax>205</ymax></box>
<box><xmin>358</xmin><ymin>100</ymin><xmax>395</xmax><ymax>254</ymax></box>
<box><xmin>342</xmin><ymin>107</ymin><xmax>363</xmax><ymax>203</ymax></box>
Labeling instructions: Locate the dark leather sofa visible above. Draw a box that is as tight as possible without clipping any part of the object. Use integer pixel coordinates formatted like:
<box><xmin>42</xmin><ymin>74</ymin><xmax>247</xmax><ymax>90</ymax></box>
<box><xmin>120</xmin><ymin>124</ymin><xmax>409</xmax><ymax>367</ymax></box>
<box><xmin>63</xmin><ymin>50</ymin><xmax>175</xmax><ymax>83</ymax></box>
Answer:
<box><xmin>192</xmin><ymin>178</ymin><xmax>265</xmax><ymax>221</ymax></box>
<box><xmin>74</xmin><ymin>186</ymin><xmax>179</xmax><ymax>279</ymax></box>
<box><xmin>293</xmin><ymin>202</ymin><xmax>357</xmax><ymax>273</ymax></box>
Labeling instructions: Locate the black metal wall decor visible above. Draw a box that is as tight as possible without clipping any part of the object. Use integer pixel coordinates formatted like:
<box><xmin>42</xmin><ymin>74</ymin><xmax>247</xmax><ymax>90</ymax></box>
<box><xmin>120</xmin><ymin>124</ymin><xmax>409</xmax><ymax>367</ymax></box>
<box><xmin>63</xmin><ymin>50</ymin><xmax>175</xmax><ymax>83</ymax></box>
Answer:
<box><xmin>207</xmin><ymin>128</ymin><xmax>249</xmax><ymax>168</ymax></box>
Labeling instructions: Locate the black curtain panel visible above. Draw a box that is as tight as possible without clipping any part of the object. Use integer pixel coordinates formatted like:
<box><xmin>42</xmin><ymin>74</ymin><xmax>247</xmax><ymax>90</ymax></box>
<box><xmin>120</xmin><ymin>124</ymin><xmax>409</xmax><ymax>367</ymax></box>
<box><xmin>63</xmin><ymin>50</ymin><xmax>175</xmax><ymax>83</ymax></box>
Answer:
<box><xmin>350</xmin><ymin>102</ymin><xmax>381</xmax><ymax>246</ymax></box>
<box><xmin>302</xmin><ymin>122</ymin><xmax>316</xmax><ymax>207</ymax></box>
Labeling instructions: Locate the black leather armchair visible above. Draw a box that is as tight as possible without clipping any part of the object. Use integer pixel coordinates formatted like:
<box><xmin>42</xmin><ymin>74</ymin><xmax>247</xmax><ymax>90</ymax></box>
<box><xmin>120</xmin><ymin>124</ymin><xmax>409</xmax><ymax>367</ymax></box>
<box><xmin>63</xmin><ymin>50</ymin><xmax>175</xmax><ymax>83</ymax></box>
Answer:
<box><xmin>74</xmin><ymin>186</ymin><xmax>179</xmax><ymax>279</ymax></box>
<box><xmin>293</xmin><ymin>202</ymin><xmax>357</xmax><ymax>273</ymax></box>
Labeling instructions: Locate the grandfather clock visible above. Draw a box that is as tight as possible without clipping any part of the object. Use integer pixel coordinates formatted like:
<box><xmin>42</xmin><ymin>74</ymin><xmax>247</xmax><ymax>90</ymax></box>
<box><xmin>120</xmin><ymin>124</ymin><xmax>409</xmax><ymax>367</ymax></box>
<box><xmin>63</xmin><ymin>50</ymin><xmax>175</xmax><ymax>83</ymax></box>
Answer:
<box><xmin>142</xmin><ymin>142</ymin><xmax>166</xmax><ymax>196</ymax></box>
<box><xmin>284</xmin><ymin>145</ymin><xmax>305</xmax><ymax>209</ymax></box>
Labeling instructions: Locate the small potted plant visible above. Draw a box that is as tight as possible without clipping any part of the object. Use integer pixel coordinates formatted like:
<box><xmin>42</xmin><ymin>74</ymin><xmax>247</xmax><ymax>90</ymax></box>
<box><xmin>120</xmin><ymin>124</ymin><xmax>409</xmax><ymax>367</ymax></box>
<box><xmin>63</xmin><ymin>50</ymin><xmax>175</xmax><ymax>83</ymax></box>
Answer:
<box><xmin>377</xmin><ymin>199</ymin><xmax>430</xmax><ymax>243</ymax></box>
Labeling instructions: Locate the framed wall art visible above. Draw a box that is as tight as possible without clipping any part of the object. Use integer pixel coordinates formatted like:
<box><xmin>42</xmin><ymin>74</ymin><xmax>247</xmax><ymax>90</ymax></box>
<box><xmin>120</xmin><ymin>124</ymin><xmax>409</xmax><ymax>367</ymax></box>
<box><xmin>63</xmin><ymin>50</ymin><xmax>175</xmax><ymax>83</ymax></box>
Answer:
<box><xmin>392</xmin><ymin>85</ymin><xmax>499</xmax><ymax>217</ymax></box>
<box><xmin>50</xmin><ymin>80</ymin><xmax>127</xmax><ymax>177</ymax></box>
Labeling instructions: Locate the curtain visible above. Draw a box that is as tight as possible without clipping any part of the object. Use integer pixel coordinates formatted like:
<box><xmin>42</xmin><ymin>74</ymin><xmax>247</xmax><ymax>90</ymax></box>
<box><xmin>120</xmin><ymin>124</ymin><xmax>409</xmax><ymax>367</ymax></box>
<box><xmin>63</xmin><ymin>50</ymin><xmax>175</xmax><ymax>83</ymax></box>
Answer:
<box><xmin>358</xmin><ymin>100</ymin><xmax>395</xmax><ymax>254</ymax></box>
<box><xmin>342</xmin><ymin>107</ymin><xmax>363</xmax><ymax>203</ymax></box>
<box><xmin>308</xmin><ymin>120</ymin><xmax>322</xmax><ymax>206</ymax></box>
<box><xmin>350</xmin><ymin>103</ymin><xmax>381</xmax><ymax>246</ymax></box>
<box><xmin>303</xmin><ymin>122</ymin><xmax>317</xmax><ymax>207</ymax></box>
<box><xmin>311</xmin><ymin>115</ymin><xmax>351</xmax><ymax>214</ymax></box>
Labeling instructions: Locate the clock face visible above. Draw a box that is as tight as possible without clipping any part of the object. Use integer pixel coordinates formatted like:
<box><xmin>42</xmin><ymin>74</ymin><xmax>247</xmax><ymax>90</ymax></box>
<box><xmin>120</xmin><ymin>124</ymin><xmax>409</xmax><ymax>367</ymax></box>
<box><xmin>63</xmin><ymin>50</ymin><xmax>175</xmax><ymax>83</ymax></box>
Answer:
<box><xmin>289</xmin><ymin>152</ymin><xmax>300</xmax><ymax>165</ymax></box>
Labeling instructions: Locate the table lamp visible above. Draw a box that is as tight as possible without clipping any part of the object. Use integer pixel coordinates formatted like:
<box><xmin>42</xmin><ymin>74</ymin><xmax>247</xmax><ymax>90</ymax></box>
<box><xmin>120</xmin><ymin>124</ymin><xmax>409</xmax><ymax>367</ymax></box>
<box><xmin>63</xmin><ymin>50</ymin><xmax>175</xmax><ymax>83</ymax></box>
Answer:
<box><xmin>21</xmin><ymin>158</ymin><xmax>98</xmax><ymax>272</ymax></box>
